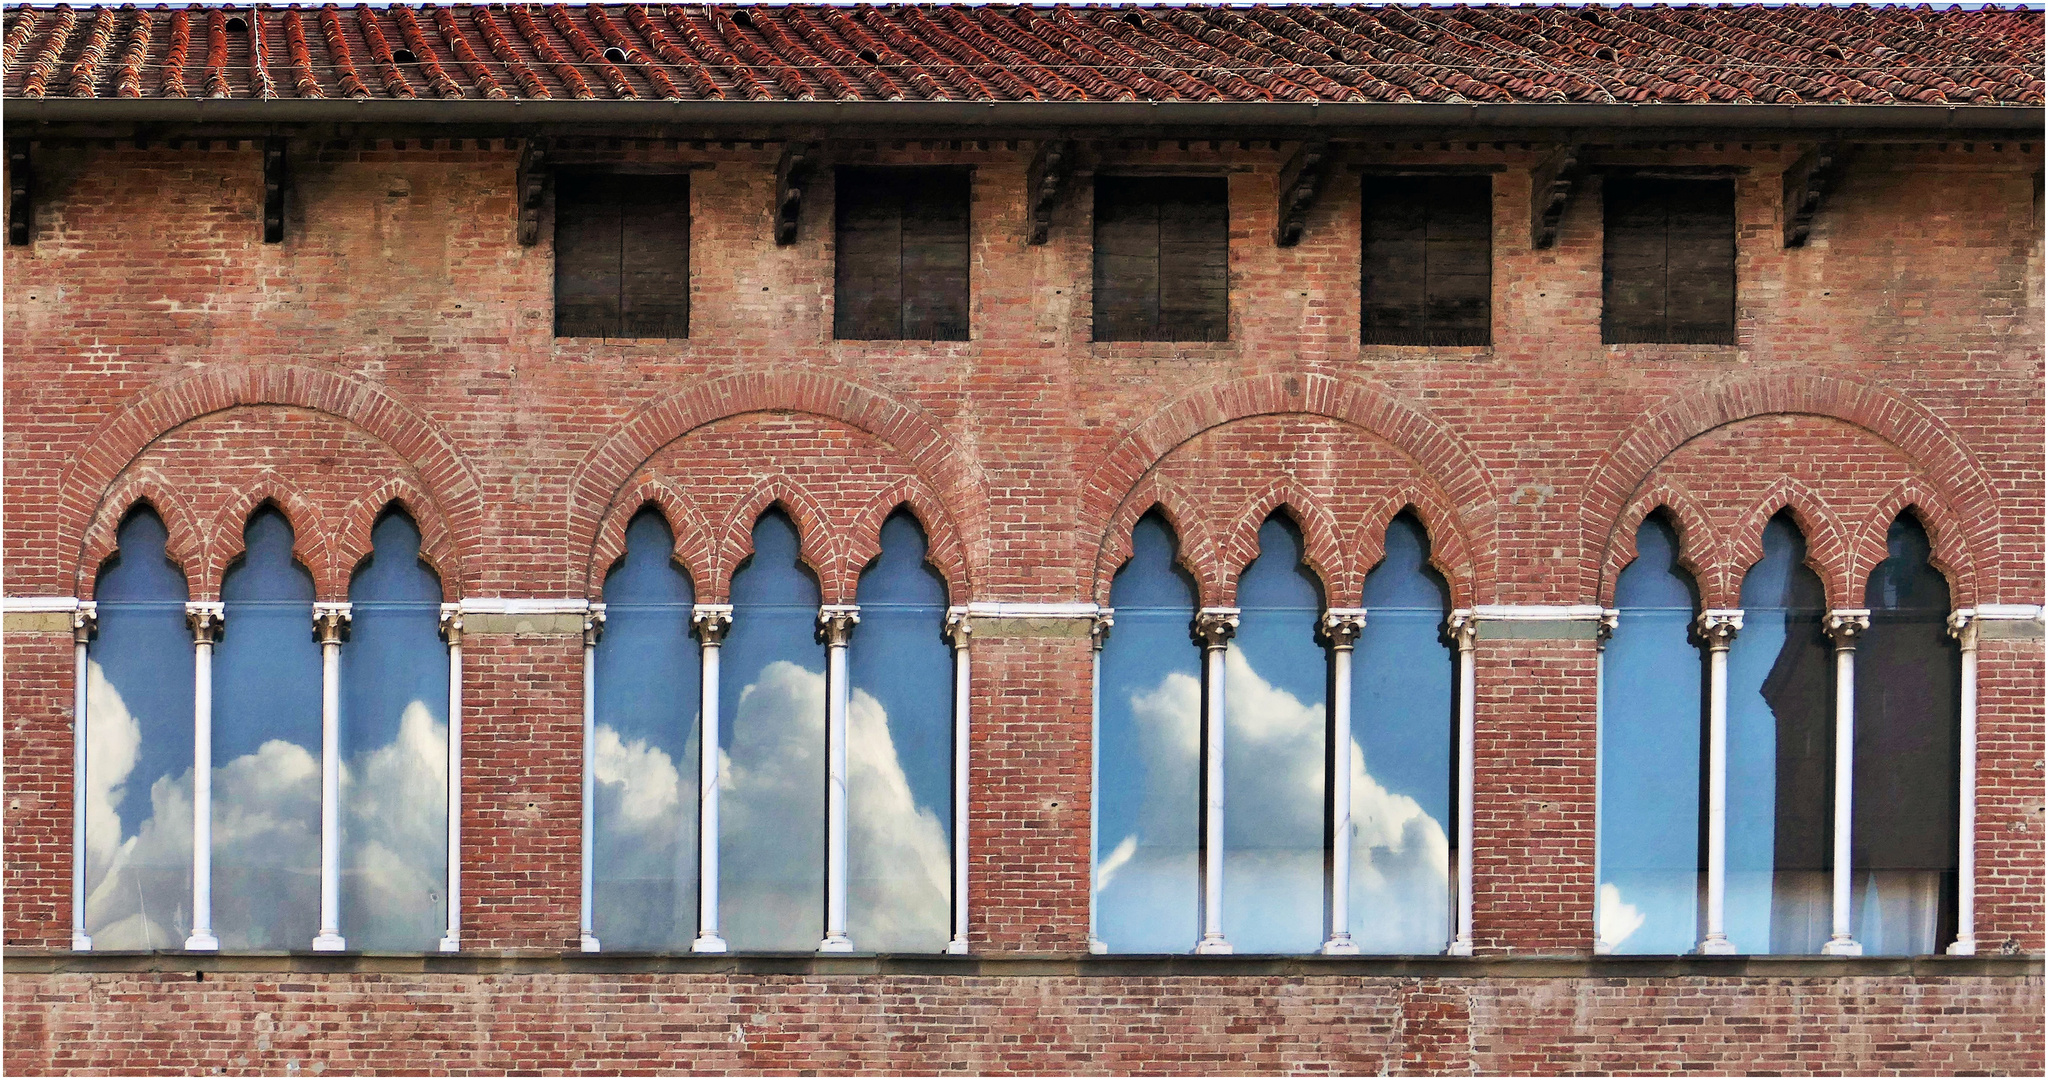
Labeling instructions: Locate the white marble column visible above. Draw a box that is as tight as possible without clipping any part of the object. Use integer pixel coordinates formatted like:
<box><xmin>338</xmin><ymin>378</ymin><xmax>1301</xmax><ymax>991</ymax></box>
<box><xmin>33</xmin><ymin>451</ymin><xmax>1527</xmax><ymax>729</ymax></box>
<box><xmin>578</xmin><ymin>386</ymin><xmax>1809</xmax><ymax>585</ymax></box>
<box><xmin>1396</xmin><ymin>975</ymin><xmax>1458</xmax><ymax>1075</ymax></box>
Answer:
<box><xmin>1593</xmin><ymin>608</ymin><xmax>1618</xmax><ymax>955</ymax></box>
<box><xmin>1446</xmin><ymin>610</ymin><xmax>1478</xmax><ymax>957</ymax></box>
<box><xmin>1695</xmin><ymin>609</ymin><xmax>1743</xmax><ymax>955</ymax></box>
<box><xmin>311</xmin><ymin>602</ymin><xmax>350</xmax><ymax>952</ymax></box>
<box><xmin>438</xmin><ymin>606</ymin><xmax>463</xmax><ymax>953</ymax></box>
<box><xmin>71</xmin><ymin>604</ymin><xmax>98</xmax><ymax>952</ymax></box>
<box><xmin>1822</xmin><ymin>609</ymin><xmax>1869</xmax><ymax>956</ymax></box>
<box><xmin>183</xmin><ymin>602</ymin><xmax>224</xmax><ymax>952</ymax></box>
<box><xmin>1193</xmin><ymin>608</ymin><xmax>1238</xmax><ymax>955</ymax></box>
<box><xmin>1088</xmin><ymin>610</ymin><xmax>1113</xmax><ymax>955</ymax></box>
<box><xmin>690</xmin><ymin>604</ymin><xmax>733</xmax><ymax>953</ymax></box>
<box><xmin>1946</xmin><ymin>608</ymin><xmax>1979</xmax><ymax>956</ymax></box>
<box><xmin>817</xmin><ymin>605</ymin><xmax>860</xmax><ymax>953</ymax></box>
<box><xmin>1319</xmin><ymin>609</ymin><xmax>1367</xmax><ymax>956</ymax></box>
<box><xmin>945</xmin><ymin>610</ymin><xmax>973</xmax><ymax>955</ymax></box>
<box><xmin>579</xmin><ymin>605</ymin><xmax>605</xmax><ymax>953</ymax></box>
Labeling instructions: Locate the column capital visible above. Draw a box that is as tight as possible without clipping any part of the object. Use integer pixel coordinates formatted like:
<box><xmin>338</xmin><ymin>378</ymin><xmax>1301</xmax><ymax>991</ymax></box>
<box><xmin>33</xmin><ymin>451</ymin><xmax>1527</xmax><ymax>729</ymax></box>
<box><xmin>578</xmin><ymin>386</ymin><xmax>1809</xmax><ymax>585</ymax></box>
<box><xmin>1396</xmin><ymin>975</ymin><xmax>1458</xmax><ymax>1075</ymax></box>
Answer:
<box><xmin>1946</xmin><ymin>608</ymin><xmax>1979</xmax><ymax>649</ymax></box>
<box><xmin>944</xmin><ymin>608</ymin><xmax>972</xmax><ymax>650</ymax></box>
<box><xmin>438</xmin><ymin>603</ymin><xmax>463</xmax><ymax>645</ymax></box>
<box><xmin>185</xmin><ymin>601</ymin><xmax>224</xmax><ymax>644</ymax></box>
<box><xmin>1694</xmin><ymin>608</ymin><xmax>1744</xmax><ymax>650</ymax></box>
<box><xmin>583</xmin><ymin>604</ymin><xmax>606</xmax><ymax>648</ymax></box>
<box><xmin>1446</xmin><ymin>609</ymin><xmax>1479</xmax><ymax>651</ymax></box>
<box><xmin>1192</xmin><ymin>608</ymin><xmax>1239</xmax><ymax>649</ymax></box>
<box><xmin>1596</xmin><ymin>607</ymin><xmax>1620</xmax><ymax>647</ymax></box>
<box><xmin>691</xmin><ymin>603</ymin><xmax>733</xmax><ymax>645</ymax></box>
<box><xmin>1319</xmin><ymin>608</ymin><xmax>1367</xmax><ymax>649</ymax></box>
<box><xmin>313</xmin><ymin>602</ymin><xmax>352</xmax><ymax>645</ymax></box>
<box><xmin>817</xmin><ymin>604</ymin><xmax>860</xmax><ymax>647</ymax></box>
<box><xmin>1824</xmin><ymin>608</ymin><xmax>1872</xmax><ymax>647</ymax></box>
<box><xmin>71</xmin><ymin>601</ymin><xmax>98</xmax><ymax>644</ymax></box>
<box><xmin>1090</xmin><ymin>609</ymin><xmax>1114</xmax><ymax>651</ymax></box>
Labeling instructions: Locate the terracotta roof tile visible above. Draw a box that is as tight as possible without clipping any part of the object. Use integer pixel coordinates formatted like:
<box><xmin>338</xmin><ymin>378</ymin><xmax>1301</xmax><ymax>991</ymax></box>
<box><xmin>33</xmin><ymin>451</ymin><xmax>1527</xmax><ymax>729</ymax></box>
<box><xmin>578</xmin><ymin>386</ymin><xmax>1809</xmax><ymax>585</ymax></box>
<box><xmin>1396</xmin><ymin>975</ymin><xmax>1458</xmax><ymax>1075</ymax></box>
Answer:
<box><xmin>2</xmin><ymin>3</ymin><xmax>2040</xmax><ymax>107</ymax></box>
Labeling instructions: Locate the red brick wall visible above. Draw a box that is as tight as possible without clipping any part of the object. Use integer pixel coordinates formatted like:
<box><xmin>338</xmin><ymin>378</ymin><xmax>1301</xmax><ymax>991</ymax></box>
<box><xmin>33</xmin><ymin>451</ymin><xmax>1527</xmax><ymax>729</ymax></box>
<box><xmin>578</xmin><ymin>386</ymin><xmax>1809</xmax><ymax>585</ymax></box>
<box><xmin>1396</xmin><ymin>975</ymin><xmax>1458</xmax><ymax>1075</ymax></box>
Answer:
<box><xmin>4</xmin><ymin>134</ymin><xmax>2041</xmax><ymax>1066</ymax></box>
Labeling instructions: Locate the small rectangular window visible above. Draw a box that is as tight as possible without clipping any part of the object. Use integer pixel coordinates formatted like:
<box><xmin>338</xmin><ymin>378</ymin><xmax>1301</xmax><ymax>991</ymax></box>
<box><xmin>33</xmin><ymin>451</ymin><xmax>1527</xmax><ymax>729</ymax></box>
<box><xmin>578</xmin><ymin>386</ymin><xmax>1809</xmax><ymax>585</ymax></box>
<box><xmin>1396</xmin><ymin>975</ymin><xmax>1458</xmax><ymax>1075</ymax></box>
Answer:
<box><xmin>1602</xmin><ymin>177</ymin><xmax>1736</xmax><ymax>345</ymax></box>
<box><xmin>834</xmin><ymin>167</ymin><xmax>971</xmax><ymax>341</ymax></box>
<box><xmin>1094</xmin><ymin>176</ymin><xmax>1229</xmax><ymax>342</ymax></box>
<box><xmin>1362</xmin><ymin>175</ymin><xmax>1493</xmax><ymax>346</ymax></box>
<box><xmin>555</xmin><ymin>173</ymin><xmax>690</xmax><ymax>339</ymax></box>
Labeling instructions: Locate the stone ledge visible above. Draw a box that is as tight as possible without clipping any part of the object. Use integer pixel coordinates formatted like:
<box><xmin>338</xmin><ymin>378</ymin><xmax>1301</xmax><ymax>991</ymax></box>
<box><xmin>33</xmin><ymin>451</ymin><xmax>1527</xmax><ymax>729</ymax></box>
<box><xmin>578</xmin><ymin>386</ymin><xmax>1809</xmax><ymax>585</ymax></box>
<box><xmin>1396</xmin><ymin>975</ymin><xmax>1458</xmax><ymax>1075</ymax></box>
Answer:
<box><xmin>6</xmin><ymin>951</ymin><xmax>2039</xmax><ymax>979</ymax></box>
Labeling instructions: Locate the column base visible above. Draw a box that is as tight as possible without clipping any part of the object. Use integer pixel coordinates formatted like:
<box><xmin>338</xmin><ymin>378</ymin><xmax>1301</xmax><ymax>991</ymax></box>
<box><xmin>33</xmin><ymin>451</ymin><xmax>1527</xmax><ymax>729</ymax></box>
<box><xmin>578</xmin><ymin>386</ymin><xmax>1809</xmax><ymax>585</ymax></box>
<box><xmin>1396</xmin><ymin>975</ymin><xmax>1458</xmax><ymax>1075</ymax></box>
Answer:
<box><xmin>691</xmin><ymin>933</ymin><xmax>728</xmax><ymax>954</ymax></box>
<box><xmin>1193</xmin><ymin>936</ymin><xmax>1233</xmax><ymax>955</ymax></box>
<box><xmin>944</xmin><ymin>938</ymin><xmax>969</xmax><ymax>956</ymax></box>
<box><xmin>580</xmin><ymin>934</ymin><xmax>601</xmax><ymax>954</ymax></box>
<box><xmin>71</xmin><ymin>932</ymin><xmax>93</xmax><ymax>952</ymax></box>
<box><xmin>1697</xmin><ymin>935</ymin><xmax>1738</xmax><ymax>956</ymax></box>
<box><xmin>183</xmin><ymin>931</ymin><xmax>220</xmax><ymax>952</ymax></box>
<box><xmin>1821</xmin><ymin>936</ymin><xmax>1863</xmax><ymax>957</ymax></box>
<box><xmin>436</xmin><ymin>934</ymin><xmax>460</xmax><ymax>953</ymax></box>
<box><xmin>311</xmin><ymin>932</ymin><xmax>348</xmax><ymax>952</ymax></box>
<box><xmin>1946</xmin><ymin>936</ymin><xmax>1977</xmax><ymax>956</ymax></box>
<box><xmin>1087</xmin><ymin>938</ymin><xmax>1108</xmax><ymax>956</ymax></box>
<box><xmin>1320</xmin><ymin>936</ymin><xmax>1360</xmax><ymax>956</ymax></box>
<box><xmin>818</xmin><ymin>934</ymin><xmax>855</xmax><ymax>954</ymax></box>
<box><xmin>1445</xmin><ymin>936</ymin><xmax>1474</xmax><ymax>957</ymax></box>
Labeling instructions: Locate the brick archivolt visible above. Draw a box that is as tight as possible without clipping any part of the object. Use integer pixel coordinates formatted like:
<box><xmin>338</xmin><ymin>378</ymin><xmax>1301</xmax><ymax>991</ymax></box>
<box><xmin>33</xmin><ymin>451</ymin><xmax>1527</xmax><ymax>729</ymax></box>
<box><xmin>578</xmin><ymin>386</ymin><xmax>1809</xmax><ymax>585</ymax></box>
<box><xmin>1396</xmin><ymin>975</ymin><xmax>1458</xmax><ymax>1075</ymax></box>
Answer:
<box><xmin>1586</xmin><ymin>372</ymin><xmax>2003</xmax><ymax>608</ymax></box>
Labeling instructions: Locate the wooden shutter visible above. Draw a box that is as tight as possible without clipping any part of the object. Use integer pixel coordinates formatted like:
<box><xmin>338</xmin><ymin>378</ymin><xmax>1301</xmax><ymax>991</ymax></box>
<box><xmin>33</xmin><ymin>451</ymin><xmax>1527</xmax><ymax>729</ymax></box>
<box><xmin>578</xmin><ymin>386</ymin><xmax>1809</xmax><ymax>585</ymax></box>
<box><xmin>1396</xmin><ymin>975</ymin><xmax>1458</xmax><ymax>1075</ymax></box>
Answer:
<box><xmin>1363</xmin><ymin>175</ymin><xmax>1492</xmax><ymax>346</ymax></box>
<box><xmin>1603</xmin><ymin>177</ymin><xmax>1734</xmax><ymax>345</ymax></box>
<box><xmin>1094</xmin><ymin>176</ymin><xmax>1228</xmax><ymax>342</ymax></box>
<box><xmin>554</xmin><ymin>173</ymin><xmax>689</xmax><ymax>339</ymax></box>
<box><xmin>835</xmin><ymin>167</ymin><xmax>970</xmax><ymax>341</ymax></box>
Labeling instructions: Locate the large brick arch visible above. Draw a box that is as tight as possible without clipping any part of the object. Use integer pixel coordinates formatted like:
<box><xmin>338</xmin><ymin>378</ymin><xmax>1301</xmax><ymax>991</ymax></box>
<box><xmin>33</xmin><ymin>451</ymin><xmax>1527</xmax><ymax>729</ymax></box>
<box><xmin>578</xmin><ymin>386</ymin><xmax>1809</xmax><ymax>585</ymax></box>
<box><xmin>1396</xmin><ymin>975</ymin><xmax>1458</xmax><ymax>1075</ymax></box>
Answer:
<box><xmin>1081</xmin><ymin>372</ymin><xmax>1498</xmax><ymax>605</ymax></box>
<box><xmin>1582</xmin><ymin>372</ymin><xmax>2005</xmax><ymax>606</ymax></box>
<box><xmin>57</xmin><ymin>364</ymin><xmax>486</xmax><ymax>597</ymax></box>
<box><xmin>568</xmin><ymin>372</ymin><xmax>986</xmax><ymax>595</ymax></box>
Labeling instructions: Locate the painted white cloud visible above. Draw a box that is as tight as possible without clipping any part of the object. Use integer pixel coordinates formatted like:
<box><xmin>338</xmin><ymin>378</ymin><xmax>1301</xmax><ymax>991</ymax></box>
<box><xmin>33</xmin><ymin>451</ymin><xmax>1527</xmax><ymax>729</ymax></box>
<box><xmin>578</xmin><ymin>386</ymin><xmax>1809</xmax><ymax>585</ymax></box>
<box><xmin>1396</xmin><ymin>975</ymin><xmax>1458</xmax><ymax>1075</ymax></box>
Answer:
<box><xmin>1097</xmin><ymin>646</ymin><xmax>1452</xmax><ymax>954</ymax></box>
<box><xmin>84</xmin><ymin>660</ymin><xmax>446</xmax><ymax>951</ymax></box>
<box><xmin>1598</xmin><ymin>882</ymin><xmax>1647</xmax><ymax>951</ymax></box>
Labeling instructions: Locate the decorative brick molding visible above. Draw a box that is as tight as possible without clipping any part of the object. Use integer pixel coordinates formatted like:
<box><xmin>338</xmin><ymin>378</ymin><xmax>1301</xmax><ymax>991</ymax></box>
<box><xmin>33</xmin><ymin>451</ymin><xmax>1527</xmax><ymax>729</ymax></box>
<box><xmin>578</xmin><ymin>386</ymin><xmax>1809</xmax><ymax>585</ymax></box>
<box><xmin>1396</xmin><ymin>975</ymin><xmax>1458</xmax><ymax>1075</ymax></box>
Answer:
<box><xmin>1596</xmin><ymin>483</ymin><xmax>1724</xmax><ymax>608</ymax></box>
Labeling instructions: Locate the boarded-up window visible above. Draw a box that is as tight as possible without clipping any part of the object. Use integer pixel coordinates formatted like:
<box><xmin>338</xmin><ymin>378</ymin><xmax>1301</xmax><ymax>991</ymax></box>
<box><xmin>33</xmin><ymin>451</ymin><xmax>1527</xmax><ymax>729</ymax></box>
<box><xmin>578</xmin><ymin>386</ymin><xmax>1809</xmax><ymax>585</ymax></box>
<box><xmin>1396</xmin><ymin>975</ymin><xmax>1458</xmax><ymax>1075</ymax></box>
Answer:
<box><xmin>835</xmin><ymin>167</ymin><xmax>970</xmax><ymax>341</ymax></box>
<box><xmin>1362</xmin><ymin>175</ymin><xmax>1492</xmax><ymax>346</ymax></box>
<box><xmin>1094</xmin><ymin>176</ymin><xmax>1228</xmax><ymax>342</ymax></box>
<box><xmin>1602</xmin><ymin>178</ymin><xmax>1736</xmax><ymax>345</ymax></box>
<box><xmin>555</xmin><ymin>173</ymin><xmax>690</xmax><ymax>339</ymax></box>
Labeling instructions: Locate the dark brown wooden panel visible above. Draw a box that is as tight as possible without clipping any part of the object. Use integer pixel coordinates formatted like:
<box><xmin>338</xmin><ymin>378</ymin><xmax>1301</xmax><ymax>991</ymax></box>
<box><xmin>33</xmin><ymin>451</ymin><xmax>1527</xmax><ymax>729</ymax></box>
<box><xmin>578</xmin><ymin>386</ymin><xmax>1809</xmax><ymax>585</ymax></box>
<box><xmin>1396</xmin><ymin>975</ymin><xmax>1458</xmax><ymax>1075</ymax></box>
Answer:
<box><xmin>554</xmin><ymin>173</ymin><xmax>623</xmax><ymax>339</ymax></box>
<box><xmin>1603</xmin><ymin>177</ymin><xmax>1734</xmax><ymax>345</ymax></box>
<box><xmin>1095</xmin><ymin>176</ymin><xmax>1226</xmax><ymax>342</ymax></box>
<box><xmin>900</xmin><ymin>169</ymin><xmax>971</xmax><ymax>341</ymax></box>
<box><xmin>1363</xmin><ymin>175</ymin><xmax>1490</xmax><ymax>346</ymax></box>
<box><xmin>836</xmin><ymin>167</ymin><xmax>969</xmax><ymax>341</ymax></box>
<box><xmin>835</xmin><ymin>168</ymin><xmax>906</xmax><ymax>340</ymax></box>
<box><xmin>555</xmin><ymin>172</ymin><xmax>689</xmax><ymax>340</ymax></box>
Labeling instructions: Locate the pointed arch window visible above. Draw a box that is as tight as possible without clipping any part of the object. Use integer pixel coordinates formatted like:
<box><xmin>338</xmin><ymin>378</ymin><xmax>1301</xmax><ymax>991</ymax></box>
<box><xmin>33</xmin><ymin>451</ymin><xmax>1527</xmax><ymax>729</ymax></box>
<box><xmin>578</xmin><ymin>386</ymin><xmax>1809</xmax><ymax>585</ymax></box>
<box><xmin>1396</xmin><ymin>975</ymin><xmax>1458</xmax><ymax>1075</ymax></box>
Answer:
<box><xmin>591</xmin><ymin>508</ymin><xmax>701</xmax><ymax>952</ymax></box>
<box><xmin>1853</xmin><ymin>512</ymin><xmax>1960</xmax><ymax>955</ymax></box>
<box><xmin>339</xmin><ymin>509</ymin><xmax>450</xmax><ymax>951</ymax></box>
<box><xmin>1596</xmin><ymin>514</ymin><xmax>1705</xmax><ymax>954</ymax></box>
<box><xmin>212</xmin><ymin>507</ymin><xmax>321</xmax><ymax>950</ymax></box>
<box><xmin>82</xmin><ymin>507</ymin><xmax>195</xmax><ymax>951</ymax></box>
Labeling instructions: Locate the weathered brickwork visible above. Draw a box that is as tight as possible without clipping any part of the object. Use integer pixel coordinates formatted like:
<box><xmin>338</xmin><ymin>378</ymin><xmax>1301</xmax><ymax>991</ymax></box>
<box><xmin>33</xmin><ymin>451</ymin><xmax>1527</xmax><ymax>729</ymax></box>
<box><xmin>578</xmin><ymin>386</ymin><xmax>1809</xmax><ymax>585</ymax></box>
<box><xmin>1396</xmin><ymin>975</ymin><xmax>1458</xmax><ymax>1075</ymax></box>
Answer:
<box><xmin>4</xmin><ymin>120</ymin><xmax>2041</xmax><ymax>1070</ymax></box>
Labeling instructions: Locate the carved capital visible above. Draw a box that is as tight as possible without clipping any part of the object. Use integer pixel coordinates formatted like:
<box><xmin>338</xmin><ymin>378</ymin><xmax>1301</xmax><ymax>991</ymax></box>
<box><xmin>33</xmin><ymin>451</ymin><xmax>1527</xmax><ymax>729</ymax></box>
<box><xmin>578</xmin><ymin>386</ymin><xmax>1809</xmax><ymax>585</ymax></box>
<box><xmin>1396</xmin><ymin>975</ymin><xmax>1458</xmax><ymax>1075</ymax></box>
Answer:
<box><xmin>185</xmin><ymin>602</ymin><xmax>224</xmax><ymax>645</ymax></box>
<box><xmin>944</xmin><ymin>609</ymin><xmax>972</xmax><ymax>651</ymax></box>
<box><xmin>583</xmin><ymin>604</ymin><xmax>607</xmax><ymax>648</ymax></box>
<box><xmin>1824</xmin><ymin>609</ymin><xmax>1872</xmax><ymax>648</ymax></box>
<box><xmin>1191</xmin><ymin>609</ymin><xmax>1239</xmax><ymax>650</ymax></box>
<box><xmin>1946</xmin><ymin>608</ymin><xmax>1979</xmax><ymax>651</ymax></box>
<box><xmin>439</xmin><ymin>603</ymin><xmax>462</xmax><ymax>645</ymax></box>
<box><xmin>1596</xmin><ymin>608</ymin><xmax>1620</xmax><ymax>647</ymax></box>
<box><xmin>692</xmin><ymin>604</ymin><xmax>734</xmax><ymax>646</ymax></box>
<box><xmin>71</xmin><ymin>603</ymin><xmax>98</xmax><ymax>645</ymax></box>
<box><xmin>313</xmin><ymin>602</ymin><xmax>352</xmax><ymax>645</ymax></box>
<box><xmin>1694</xmin><ymin>608</ymin><xmax>1744</xmax><ymax>651</ymax></box>
<box><xmin>1319</xmin><ymin>609</ymin><xmax>1367</xmax><ymax>650</ymax></box>
<box><xmin>817</xmin><ymin>605</ymin><xmax>861</xmax><ymax>647</ymax></box>
<box><xmin>1446</xmin><ymin>609</ymin><xmax>1479</xmax><ymax>651</ymax></box>
<box><xmin>1090</xmin><ymin>610</ymin><xmax>1114</xmax><ymax>651</ymax></box>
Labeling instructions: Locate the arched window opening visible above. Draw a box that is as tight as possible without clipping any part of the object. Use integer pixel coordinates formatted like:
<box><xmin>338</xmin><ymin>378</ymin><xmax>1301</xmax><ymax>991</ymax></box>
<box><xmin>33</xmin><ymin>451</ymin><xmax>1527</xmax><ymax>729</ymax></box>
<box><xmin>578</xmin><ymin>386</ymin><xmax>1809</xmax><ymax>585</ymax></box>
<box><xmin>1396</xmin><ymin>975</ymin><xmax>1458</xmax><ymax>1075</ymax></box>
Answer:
<box><xmin>1222</xmin><ymin>514</ymin><xmax>1326</xmax><ymax>953</ymax></box>
<box><xmin>1095</xmin><ymin>511</ymin><xmax>1201</xmax><ymax>953</ymax></box>
<box><xmin>718</xmin><ymin>509</ymin><xmax>826</xmax><ymax>951</ymax></box>
<box><xmin>1597</xmin><ymin>513</ymin><xmax>1703</xmax><ymax>954</ymax></box>
<box><xmin>341</xmin><ymin>508</ymin><xmax>449</xmax><ymax>950</ymax></box>
<box><xmin>594</xmin><ymin>508</ymin><xmax>700</xmax><ymax>951</ymax></box>
<box><xmin>83</xmin><ymin>507</ymin><xmax>194</xmax><ymax>951</ymax></box>
<box><xmin>1350</xmin><ymin>512</ymin><xmax>1454</xmax><ymax>953</ymax></box>
<box><xmin>212</xmin><ymin>507</ymin><xmax>320</xmax><ymax>951</ymax></box>
<box><xmin>1727</xmin><ymin>512</ymin><xmax>1833</xmax><ymax>954</ymax></box>
<box><xmin>1854</xmin><ymin>512</ymin><xmax>1960</xmax><ymax>955</ymax></box>
<box><xmin>848</xmin><ymin>509</ymin><xmax>952</xmax><ymax>953</ymax></box>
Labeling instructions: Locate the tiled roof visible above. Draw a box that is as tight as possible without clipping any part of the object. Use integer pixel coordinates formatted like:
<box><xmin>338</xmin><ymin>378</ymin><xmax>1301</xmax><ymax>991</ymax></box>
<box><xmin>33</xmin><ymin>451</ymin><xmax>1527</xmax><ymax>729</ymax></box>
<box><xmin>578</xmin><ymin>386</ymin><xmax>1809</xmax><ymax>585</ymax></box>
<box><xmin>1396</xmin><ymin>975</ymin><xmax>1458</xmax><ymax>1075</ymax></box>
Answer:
<box><xmin>2</xmin><ymin>3</ymin><xmax>2040</xmax><ymax>107</ymax></box>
